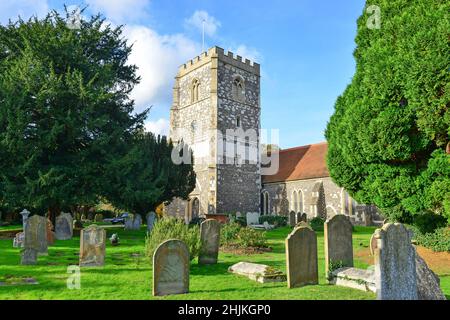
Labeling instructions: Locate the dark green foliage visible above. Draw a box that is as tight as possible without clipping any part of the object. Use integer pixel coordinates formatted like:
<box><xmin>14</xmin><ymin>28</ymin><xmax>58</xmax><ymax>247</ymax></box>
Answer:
<box><xmin>189</xmin><ymin>217</ymin><xmax>206</xmax><ymax>226</ymax></box>
<box><xmin>413</xmin><ymin>212</ymin><xmax>448</xmax><ymax>234</ymax></box>
<box><xmin>310</xmin><ymin>217</ymin><xmax>325</xmax><ymax>232</ymax></box>
<box><xmin>325</xmin><ymin>0</ymin><xmax>450</xmax><ymax>223</ymax></box>
<box><xmin>259</xmin><ymin>215</ymin><xmax>287</xmax><ymax>227</ymax></box>
<box><xmin>0</xmin><ymin>10</ymin><xmax>147</xmax><ymax>221</ymax></box>
<box><xmin>145</xmin><ymin>217</ymin><xmax>201</xmax><ymax>261</ymax></box>
<box><xmin>408</xmin><ymin>224</ymin><xmax>450</xmax><ymax>252</ymax></box>
<box><xmin>220</xmin><ymin>222</ymin><xmax>242</xmax><ymax>246</ymax></box>
<box><xmin>102</xmin><ymin>134</ymin><xmax>196</xmax><ymax>217</ymax></box>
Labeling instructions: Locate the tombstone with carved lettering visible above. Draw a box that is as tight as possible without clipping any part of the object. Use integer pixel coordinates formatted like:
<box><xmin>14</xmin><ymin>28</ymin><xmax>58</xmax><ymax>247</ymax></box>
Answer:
<box><xmin>79</xmin><ymin>225</ymin><xmax>106</xmax><ymax>267</ymax></box>
<box><xmin>153</xmin><ymin>239</ymin><xmax>189</xmax><ymax>296</ymax></box>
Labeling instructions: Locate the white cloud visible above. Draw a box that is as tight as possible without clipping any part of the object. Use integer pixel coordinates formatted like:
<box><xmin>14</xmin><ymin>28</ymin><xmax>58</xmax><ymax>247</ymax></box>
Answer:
<box><xmin>85</xmin><ymin>0</ymin><xmax>150</xmax><ymax>23</ymax></box>
<box><xmin>185</xmin><ymin>10</ymin><xmax>221</xmax><ymax>37</ymax></box>
<box><xmin>124</xmin><ymin>25</ymin><xmax>200</xmax><ymax>113</ymax></box>
<box><xmin>145</xmin><ymin>118</ymin><xmax>169</xmax><ymax>136</ymax></box>
<box><xmin>0</xmin><ymin>0</ymin><xmax>49</xmax><ymax>24</ymax></box>
<box><xmin>231</xmin><ymin>45</ymin><xmax>262</xmax><ymax>64</ymax></box>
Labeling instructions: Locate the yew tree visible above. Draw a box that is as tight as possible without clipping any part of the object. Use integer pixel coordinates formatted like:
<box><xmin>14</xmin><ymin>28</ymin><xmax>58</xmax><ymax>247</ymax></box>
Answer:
<box><xmin>0</xmin><ymin>10</ymin><xmax>147</xmax><ymax>223</ymax></box>
<box><xmin>325</xmin><ymin>0</ymin><xmax>449</xmax><ymax>223</ymax></box>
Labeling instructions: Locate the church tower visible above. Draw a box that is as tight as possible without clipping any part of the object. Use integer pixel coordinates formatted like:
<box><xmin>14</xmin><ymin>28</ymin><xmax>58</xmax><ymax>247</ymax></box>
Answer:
<box><xmin>167</xmin><ymin>46</ymin><xmax>261</xmax><ymax>221</ymax></box>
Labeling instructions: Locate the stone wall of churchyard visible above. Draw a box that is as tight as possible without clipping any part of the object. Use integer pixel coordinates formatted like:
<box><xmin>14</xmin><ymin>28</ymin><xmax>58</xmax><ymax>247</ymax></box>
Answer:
<box><xmin>262</xmin><ymin>177</ymin><xmax>382</xmax><ymax>225</ymax></box>
<box><xmin>216</xmin><ymin>57</ymin><xmax>261</xmax><ymax>214</ymax></box>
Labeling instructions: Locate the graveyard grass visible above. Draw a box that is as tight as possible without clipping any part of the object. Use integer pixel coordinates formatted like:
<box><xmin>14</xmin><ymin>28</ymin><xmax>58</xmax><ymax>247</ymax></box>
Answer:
<box><xmin>0</xmin><ymin>226</ymin><xmax>449</xmax><ymax>300</ymax></box>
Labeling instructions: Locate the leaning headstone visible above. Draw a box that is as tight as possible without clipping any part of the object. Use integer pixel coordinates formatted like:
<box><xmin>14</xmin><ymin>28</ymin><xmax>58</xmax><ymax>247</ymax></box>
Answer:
<box><xmin>22</xmin><ymin>215</ymin><xmax>48</xmax><ymax>263</ymax></box>
<box><xmin>246</xmin><ymin>212</ymin><xmax>259</xmax><ymax>226</ymax></box>
<box><xmin>153</xmin><ymin>239</ymin><xmax>190</xmax><ymax>296</ymax></box>
<box><xmin>146</xmin><ymin>212</ymin><xmax>156</xmax><ymax>233</ymax></box>
<box><xmin>285</xmin><ymin>226</ymin><xmax>318</xmax><ymax>288</ymax></box>
<box><xmin>199</xmin><ymin>219</ymin><xmax>220</xmax><ymax>265</ymax></box>
<box><xmin>415</xmin><ymin>247</ymin><xmax>446</xmax><ymax>300</ymax></box>
<box><xmin>324</xmin><ymin>214</ymin><xmax>353</xmax><ymax>277</ymax></box>
<box><xmin>228</xmin><ymin>262</ymin><xmax>286</xmax><ymax>283</ymax></box>
<box><xmin>79</xmin><ymin>225</ymin><xmax>106</xmax><ymax>267</ymax></box>
<box><xmin>13</xmin><ymin>232</ymin><xmax>25</xmax><ymax>248</ymax></box>
<box><xmin>133</xmin><ymin>214</ymin><xmax>142</xmax><ymax>230</ymax></box>
<box><xmin>289</xmin><ymin>211</ymin><xmax>296</xmax><ymax>227</ymax></box>
<box><xmin>46</xmin><ymin>219</ymin><xmax>55</xmax><ymax>245</ymax></box>
<box><xmin>55</xmin><ymin>213</ymin><xmax>73</xmax><ymax>240</ymax></box>
<box><xmin>374</xmin><ymin>223</ymin><xmax>418</xmax><ymax>300</ymax></box>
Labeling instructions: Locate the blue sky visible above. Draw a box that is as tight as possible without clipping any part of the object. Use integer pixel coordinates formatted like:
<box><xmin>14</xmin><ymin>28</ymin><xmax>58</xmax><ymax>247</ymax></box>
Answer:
<box><xmin>0</xmin><ymin>0</ymin><xmax>366</xmax><ymax>149</ymax></box>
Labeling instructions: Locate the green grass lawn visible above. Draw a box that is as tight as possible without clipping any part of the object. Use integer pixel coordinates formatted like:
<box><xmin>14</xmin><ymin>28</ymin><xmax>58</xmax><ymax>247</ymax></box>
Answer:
<box><xmin>0</xmin><ymin>226</ymin><xmax>448</xmax><ymax>300</ymax></box>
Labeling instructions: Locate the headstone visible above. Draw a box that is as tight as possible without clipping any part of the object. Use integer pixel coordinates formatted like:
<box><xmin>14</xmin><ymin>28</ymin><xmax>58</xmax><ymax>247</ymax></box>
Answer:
<box><xmin>285</xmin><ymin>226</ymin><xmax>318</xmax><ymax>288</ymax></box>
<box><xmin>289</xmin><ymin>211</ymin><xmax>296</xmax><ymax>227</ymax></box>
<box><xmin>324</xmin><ymin>214</ymin><xmax>353</xmax><ymax>277</ymax></box>
<box><xmin>133</xmin><ymin>214</ymin><xmax>142</xmax><ymax>230</ymax></box>
<box><xmin>146</xmin><ymin>212</ymin><xmax>156</xmax><ymax>233</ymax></box>
<box><xmin>22</xmin><ymin>215</ymin><xmax>48</xmax><ymax>263</ymax></box>
<box><xmin>228</xmin><ymin>262</ymin><xmax>286</xmax><ymax>283</ymax></box>
<box><xmin>153</xmin><ymin>239</ymin><xmax>190</xmax><ymax>296</ymax></box>
<box><xmin>13</xmin><ymin>232</ymin><xmax>25</xmax><ymax>248</ymax></box>
<box><xmin>21</xmin><ymin>248</ymin><xmax>38</xmax><ymax>265</ymax></box>
<box><xmin>79</xmin><ymin>225</ymin><xmax>106</xmax><ymax>267</ymax></box>
<box><xmin>94</xmin><ymin>213</ymin><xmax>103</xmax><ymax>222</ymax></box>
<box><xmin>246</xmin><ymin>212</ymin><xmax>259</xmax><ymax>226</ymax></box>
<box><xmin>329</xmin><ymin>267</ymin><xmax>376</xmax><ymax>293</ymax></box>
<box><xmin>124</xmin><ymin>214</ymin><xmax>134</xmax><ymax>230</ymax></box>
<box><xmin>199</xmin><ymin>219</ymin><xmax>220</xmax><ymax>265</ymax></box>
<box><xmin>55</xmin><ymin>212</ymin><xmax>73</xmax><ymax>240</ymax></box>
<box><xmin>415</xmin><ymin>247</ymin><xmax>446</xmax><ymax>300</ymax></box>
<box><xmin>19</xmin><ymin>209</ymin><xmax>31</xmax><ymax>230</ymax></box>
<box><xmin>46</xmin><ymin>219</ymin><xmax>55</xmax><ymax>245</ymax></box>
<box><xmin>374</xmin><ymin>223</ymin><xmax>418</xmax><ymax>300</ymax></box>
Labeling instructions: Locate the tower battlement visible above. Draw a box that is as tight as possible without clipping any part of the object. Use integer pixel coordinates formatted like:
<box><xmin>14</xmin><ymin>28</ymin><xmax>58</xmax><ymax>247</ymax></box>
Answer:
<box><xmin>178</xmin><ymin>46</ymin><xmax>260</xmax><ymax>76</ymax></box>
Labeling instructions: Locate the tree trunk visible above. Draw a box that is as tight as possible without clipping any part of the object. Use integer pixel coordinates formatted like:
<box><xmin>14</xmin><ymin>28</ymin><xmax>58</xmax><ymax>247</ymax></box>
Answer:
<box><xmin>48</xmin><ymin>205</ymin><xmax>61</xmax><ymax>230</ymax></box>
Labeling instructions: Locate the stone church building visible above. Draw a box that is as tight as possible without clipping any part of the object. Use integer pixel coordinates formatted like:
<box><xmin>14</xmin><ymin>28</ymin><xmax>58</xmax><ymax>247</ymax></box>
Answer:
<box><xmin>165</xmin><ymin>46</ymin><xmax>381</xmax><ymax>225</ymax></box>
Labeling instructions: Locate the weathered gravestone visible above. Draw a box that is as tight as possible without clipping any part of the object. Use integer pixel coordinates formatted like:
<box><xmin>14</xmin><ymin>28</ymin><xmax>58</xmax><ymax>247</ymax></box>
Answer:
<box><xmin>55</xmin><ymin>213</ymin><xmax>73</xmax><ymax>240</ymax></box>
<box><xmin>13</xmin><ymin>232</ymin><xmax>25</xmax><ymax>248</ymax></box>
<box><xmin>146</xmin><ymin>212</ymin><xmax>156</xmax><ymax>233</ymax></box>
<box><xmin>324</xmin><ymin>214</ymin><xmax>353</xmax><ymax>277</ymax></box>
<box><xmin>374</xmin><ymin>223</ymin><xmax>418</xmax><ymax>300</ymax></box>
<box><xmin>133</xmin><ymin>214</ymin><xmax>142</xmax><ymax>230</ymax></box>
<box><xmin>46</xmin><ymin>219</ymin><xmax>55</xmax><ymax>245</ymax></box>
<box><xmin>79</xmin><ymin>225</ymin><xmax>106</xmax><ymax>267</ymax></box>
<box><xmin>228</xmin><ymin>262</ymin><xmax>286</xmax><ymax>283</ymax></box>
<box><xmin>153</xmin><ymin>239</ymin><xmax>189</xmax><ymax>296</ymax></box>
<box><xmin>285</xmin><ymin>226</ymin><xmax>318</xmax><ymax>288</ymax></box>
<box><xmin>371</xmin><ymin>230</ymin><xmax>446</xmax><ymax>300</ymax></box>
<box><xmin>289</xmin><ymin>211</ymin><xmax>296</xmax><ymax>227</ymax></box>
<box><xmin>124</xmin><ymin>214</ymin><xmax>134</xmax><ymax>230</ymax></box>
<box><xmin>21</xmin><ymin>215</ymin><xmax>48</xmax><ymax>264</ymax></box>
<box><xmin>246</xmin><ymin>212</ymin><xmax>259</xmax><ymax>226</ymax></box>
<box><xmin>199</xmin><ymin>219</ymin><xmax>220</xmax><ymax>265</ymax></box>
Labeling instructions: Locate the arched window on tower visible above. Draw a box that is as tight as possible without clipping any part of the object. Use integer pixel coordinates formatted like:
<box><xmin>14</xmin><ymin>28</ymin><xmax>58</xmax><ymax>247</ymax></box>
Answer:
<box><xmin>191</xmin><ymin>79</ymin><xmax>200</xmax><ymax>103</ymax></box>
<box><xmin>232</xmin><ymin>76</ymin><xmax>245</xmax><ymax>101</ymax></box>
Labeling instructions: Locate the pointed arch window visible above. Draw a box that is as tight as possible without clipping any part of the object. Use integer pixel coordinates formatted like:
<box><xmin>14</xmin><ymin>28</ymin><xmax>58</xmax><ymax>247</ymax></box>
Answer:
<box><xmin>191</xmin><ymin>79</ymin><xmax>200</xmax><ymax>103</ymax></box>
<box><xmin>232</xmin><ymin>76</ymin><xmax>245</xmax><ymax>101</ymax></box>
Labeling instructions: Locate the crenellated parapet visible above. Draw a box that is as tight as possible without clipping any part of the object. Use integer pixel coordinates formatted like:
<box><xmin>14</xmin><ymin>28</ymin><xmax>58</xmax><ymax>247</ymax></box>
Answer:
<box><xmin>177</xmin><ymin>46</ymin><xmax>260</xmax><ymax>77</ymax></box>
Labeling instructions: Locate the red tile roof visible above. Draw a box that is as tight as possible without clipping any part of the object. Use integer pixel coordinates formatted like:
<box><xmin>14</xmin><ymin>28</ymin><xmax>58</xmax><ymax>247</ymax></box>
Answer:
<box><xmin>262</xmin><ymin>142</ymin><xmax>329</xmax><ymax>183</ymax></box>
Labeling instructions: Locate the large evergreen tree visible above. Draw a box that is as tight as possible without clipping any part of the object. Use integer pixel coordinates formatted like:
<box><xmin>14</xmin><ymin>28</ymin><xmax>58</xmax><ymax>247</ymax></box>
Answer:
<box><xmin>325</xmin><ymin>1</ymin><xmax>449</xmax><ymax>223</ymax></box>
<box><xmin>0</xmin><ymin>10</ymin><xmax>147</xmax><ymax>223</ymax></box>
<box><xmin>103</xmin><ymin>133</ymin><xmax>196</xmax><ymax>217</ymax></box>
